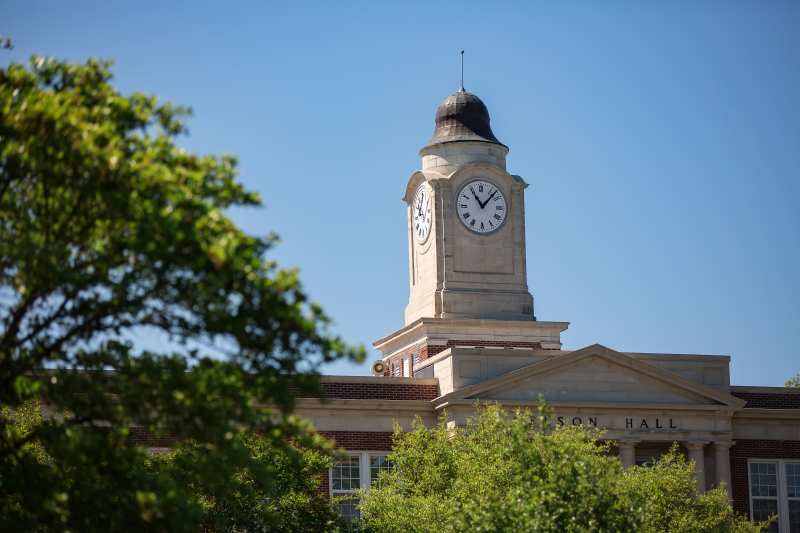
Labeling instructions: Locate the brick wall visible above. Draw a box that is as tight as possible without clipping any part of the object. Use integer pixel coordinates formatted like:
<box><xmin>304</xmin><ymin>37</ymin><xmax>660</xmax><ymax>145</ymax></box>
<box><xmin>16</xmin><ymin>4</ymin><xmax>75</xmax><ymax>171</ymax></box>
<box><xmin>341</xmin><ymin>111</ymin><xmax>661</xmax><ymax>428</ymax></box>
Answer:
<box><xmin>730</xmin><ymin>439</ymin><xmax>800</xmax><ymax>517</ymax></box>
<box><xmin>731</xmin><ymin>391</ymin><xmax>800</xmax><ymax>409</ymax></box>
<box><xmin>126</xmin><ymin>427</ymin><xmax>176</xmax><ymax>448</ymax></box>
<box><xmin>318</xmin><ymin>471</ymin><xmax>330</xmax><ymax>496</ymax></box>
<box><xmin>319</xmin><ymin>431</ymin><xmax>394</xmax><ymax>451</ymax></box>
<box><xmin>296</xmin><ymin>381</ymin><xmax>439</xmax><ymax>401</ymax></box>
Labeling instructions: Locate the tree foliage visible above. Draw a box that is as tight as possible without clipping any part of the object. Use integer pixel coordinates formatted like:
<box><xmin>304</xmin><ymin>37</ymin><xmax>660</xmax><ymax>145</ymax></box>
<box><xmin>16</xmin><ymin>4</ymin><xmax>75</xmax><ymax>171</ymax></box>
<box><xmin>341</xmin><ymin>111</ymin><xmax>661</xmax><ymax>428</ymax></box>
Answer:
<box><xmin>0</xmin><ymin>55</ymin><xmax>364</xmax><ymax>531</ymax></box>
<box><xmin>786</xmin><ymin>372</ymin><xmax>800</xmax><ymax>388</ymax></box>
<box><xmin>358</xmin><ymin>404</ymin><xmax>763</xmax><ymax>533</ymax></box>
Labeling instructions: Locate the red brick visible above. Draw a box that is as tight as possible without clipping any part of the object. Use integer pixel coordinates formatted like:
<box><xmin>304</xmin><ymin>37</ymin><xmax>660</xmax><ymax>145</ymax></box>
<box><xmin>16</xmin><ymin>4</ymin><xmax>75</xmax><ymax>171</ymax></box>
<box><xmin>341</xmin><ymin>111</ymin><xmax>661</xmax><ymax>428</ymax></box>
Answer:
<box><xmin>294</xmin><ymin>382</ymin><xmax>439</xmax><ymax>401</ymax></box>
<box><xmin>320</xmin><ymin>431</ymin><xmax>394</xmax><ymax>451</ymax></box>
<box><xmin>731</xmin><ymin>391</ymin><xmax>800</xmax><ymax>409</ymax></box>
<box><xmin>729</xmin><ymin>439</ymin><xmax>800</xmax><ymax>517</ymax></box>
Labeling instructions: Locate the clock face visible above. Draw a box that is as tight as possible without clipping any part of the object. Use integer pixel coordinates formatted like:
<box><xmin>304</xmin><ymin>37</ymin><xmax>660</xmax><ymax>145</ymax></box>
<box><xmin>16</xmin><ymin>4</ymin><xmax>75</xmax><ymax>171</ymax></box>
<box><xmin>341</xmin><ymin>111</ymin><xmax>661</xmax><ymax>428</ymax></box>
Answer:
<box><xmin>456</xmin><ymin>179</ymin><xmax>508</xmax><ymax>234</ymax></box>
<box><xmin>412</xmin><ymin>184</ymin><xmax>433</xmax><ymax>243</ymax></box>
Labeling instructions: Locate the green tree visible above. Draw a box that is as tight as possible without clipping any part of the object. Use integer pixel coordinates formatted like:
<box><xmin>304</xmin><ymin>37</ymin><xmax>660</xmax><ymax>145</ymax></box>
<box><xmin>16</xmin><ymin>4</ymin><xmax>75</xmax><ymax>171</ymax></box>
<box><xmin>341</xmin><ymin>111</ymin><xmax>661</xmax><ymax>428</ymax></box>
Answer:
<box><xmin>786</xmin><ymin>373</ymin><xmax>800</xmax><ymax>388</ymax></box>
<box><xmin>0</xmin><ymin>55</ymin><xmax>364</xmax><ymax>531</ymax></box>
<box><xmin>358</xmin><ymin>404</ymin><xmax>762</xmax><ymax>533</ymax></box>
<box><xmin>622</xmin><ymin>446</ymin><xmax>762</xmax><ymax>533</ymax></box>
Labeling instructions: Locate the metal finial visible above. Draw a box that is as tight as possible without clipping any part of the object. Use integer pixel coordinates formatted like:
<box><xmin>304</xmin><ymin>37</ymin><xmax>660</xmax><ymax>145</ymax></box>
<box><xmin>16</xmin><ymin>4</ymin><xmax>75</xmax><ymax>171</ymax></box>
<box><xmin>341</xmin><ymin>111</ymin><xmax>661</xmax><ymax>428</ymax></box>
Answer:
<box><xmin>459</xmin><ymin>50</ymin><xmax>465</xmax><ymax>91</ymax></box>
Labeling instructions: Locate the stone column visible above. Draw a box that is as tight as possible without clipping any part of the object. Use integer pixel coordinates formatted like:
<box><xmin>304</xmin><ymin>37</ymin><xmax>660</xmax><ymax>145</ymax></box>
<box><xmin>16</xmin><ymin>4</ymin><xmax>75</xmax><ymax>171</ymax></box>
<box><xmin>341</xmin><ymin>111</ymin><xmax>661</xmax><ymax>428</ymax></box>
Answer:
<box><xmin>686</xmin><ymin>441</ymin><xmax>708</xmax><ymax>492</ymax></box>
<box><xmin>618</xmin><ymin>440</ymin><xmax>639</xmax><ymax>469</ymax></box>
<box><xmin>713</xmin><ymin>441</ymin><xmax>733</xmax><ymax>496</ymax></box>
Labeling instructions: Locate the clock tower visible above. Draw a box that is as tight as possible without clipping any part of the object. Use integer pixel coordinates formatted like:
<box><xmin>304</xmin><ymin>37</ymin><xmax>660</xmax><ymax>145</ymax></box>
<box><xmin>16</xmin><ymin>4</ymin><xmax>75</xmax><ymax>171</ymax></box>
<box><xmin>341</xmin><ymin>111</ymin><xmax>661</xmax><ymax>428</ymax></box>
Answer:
<box><xmin>404</xmin><ymin>88</ymin><xmax>534</xmax><ymax>324</ymax></box>
<box><xmin>373</xmin><ymin>88</ymin><xmax>568</xmax><ymax>376</ymax></box>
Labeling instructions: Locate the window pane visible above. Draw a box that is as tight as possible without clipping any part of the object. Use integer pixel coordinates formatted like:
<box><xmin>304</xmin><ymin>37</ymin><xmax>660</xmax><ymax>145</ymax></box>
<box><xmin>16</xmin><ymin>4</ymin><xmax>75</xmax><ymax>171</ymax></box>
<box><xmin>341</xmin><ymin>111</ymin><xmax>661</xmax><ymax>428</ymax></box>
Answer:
<box><xmin>750</xmin><ymin>462</ymin><xmax>778</xmax><ymax>497</ymax></box>
<box><xmin>332</xmin><ymin>455</ymin><xmax>360</xmax><ymax>491</ymax></box>
<box><xmin>788</xmin><ymin>500</ymin><xmax>800</xmax><ymax>533</ymax></box>
<box><xmin>752</xmin><ymin>499</ymin><xmax>779</xmax><ymax>532</ymax></box>
<box><xmin>338</xmin><ymin>497</ymin><xmax>360</xmax><ymax>523</ymax></box>
<box><xmin>370</xmin><ymin>454</ymin><xmax>393</xmax><ymax>485</ymax></box>
<box><xmin>787</xmin><ymin>463</ymin><xmax>800</xmax><ymax>498</ymax></box>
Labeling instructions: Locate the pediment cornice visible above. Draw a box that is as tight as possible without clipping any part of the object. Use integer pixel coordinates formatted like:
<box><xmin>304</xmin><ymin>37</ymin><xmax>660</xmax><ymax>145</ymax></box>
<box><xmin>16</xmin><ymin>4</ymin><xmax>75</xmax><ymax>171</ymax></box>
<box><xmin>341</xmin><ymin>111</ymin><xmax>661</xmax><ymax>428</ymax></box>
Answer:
<box><xmin>435</xmin><ymin>343</ymin><xmax>746</xmax><ymax>410</ymax></box>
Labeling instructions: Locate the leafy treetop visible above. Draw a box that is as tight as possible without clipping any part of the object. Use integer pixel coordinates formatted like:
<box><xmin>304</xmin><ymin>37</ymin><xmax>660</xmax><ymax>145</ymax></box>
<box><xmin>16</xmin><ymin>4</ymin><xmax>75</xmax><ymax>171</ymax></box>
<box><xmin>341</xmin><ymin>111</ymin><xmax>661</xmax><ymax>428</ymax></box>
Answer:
<box><xmin>0</xmin><ymin>55</ymin><xmax>364</xmax><ymax>531</ymax></box>
<box><xmin>358</xmin><ymin>404</ymin><xmax>764</xmax><ymax>533</ymax></box>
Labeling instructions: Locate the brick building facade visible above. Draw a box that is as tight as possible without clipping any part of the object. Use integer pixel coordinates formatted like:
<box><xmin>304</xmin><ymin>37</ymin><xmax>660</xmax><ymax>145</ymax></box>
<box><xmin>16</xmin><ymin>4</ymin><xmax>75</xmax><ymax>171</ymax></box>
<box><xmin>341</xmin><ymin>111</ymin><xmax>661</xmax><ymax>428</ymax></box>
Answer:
<box><xmin>291</xmin><ymin>87</ymin><xmax>800</xmax><ymax>530</ymax></box>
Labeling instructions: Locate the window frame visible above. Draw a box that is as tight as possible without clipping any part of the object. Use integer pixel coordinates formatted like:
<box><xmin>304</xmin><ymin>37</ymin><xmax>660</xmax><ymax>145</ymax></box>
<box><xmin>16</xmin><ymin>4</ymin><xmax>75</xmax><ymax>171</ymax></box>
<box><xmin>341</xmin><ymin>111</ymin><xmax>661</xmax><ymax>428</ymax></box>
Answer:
<box><xmin>748</xmin><ymin>458</ymin><xmax>800</xmax><ymax>533</ymax></box>
<box><xmin>330</xmin><ymin>453</ymin><xmax>362</xmax><ymax>496</ymax></box>
<box><xmin>329</xmin><ymin>450</ymin><xmax>393</xmax><ymax>521</ymax></box>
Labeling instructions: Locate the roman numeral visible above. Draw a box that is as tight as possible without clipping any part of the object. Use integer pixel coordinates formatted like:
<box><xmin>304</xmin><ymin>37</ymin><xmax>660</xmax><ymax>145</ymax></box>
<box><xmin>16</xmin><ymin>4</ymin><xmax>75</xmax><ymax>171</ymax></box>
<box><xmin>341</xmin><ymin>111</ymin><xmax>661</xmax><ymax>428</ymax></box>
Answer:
<box><xmin>494</xmin><ymin>214</ymin><xmax>501</xmax><ymax>220</ymax></box>
<box><xmin>459</xmin><ymin>204</ymin><xmax>467</xmax><ymax>208</ymax></box>
<box><xmin>496</xmin><ymin>205</ymin><xmax>504</xmax><ymax>210</ymax></box>
<box><xmin>480</xmin><ymin>222</ymin><xmax>484</xmax><ymax>230</ymax></box>
<box><xmin>470</xmin><ymin>219</ymin><xmax>476</xmax><ymax>226</ymax></box>
<box><xmin>462</xmin><ymin>212</ymin><xmax>470</xmax><ymax>219</ymax></box>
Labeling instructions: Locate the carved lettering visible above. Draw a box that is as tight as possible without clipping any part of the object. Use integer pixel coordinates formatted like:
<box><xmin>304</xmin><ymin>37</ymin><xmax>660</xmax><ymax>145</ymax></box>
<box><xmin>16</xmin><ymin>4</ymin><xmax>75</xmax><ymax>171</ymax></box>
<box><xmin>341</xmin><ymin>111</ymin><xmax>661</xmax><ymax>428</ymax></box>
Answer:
<box><xmin>551</xmin><ymin>415</ymin><xmax>678</xmax><ymax>431</ymax></box>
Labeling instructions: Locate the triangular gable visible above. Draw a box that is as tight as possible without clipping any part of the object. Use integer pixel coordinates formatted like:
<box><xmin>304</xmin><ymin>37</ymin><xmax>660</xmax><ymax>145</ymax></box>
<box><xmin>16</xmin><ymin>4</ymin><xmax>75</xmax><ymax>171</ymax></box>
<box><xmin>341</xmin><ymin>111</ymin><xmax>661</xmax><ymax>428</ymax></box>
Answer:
<box><xmin>439</xmin><ymin>344</ymin><xmax>745</xmax><ymax>408</ymax></box>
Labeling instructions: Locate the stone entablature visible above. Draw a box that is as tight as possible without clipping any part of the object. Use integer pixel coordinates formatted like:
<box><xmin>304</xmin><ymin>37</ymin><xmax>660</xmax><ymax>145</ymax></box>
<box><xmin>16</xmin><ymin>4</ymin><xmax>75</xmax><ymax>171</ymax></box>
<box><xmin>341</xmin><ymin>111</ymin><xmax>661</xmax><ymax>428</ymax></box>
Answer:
<box><xmin>373</xmin><ymin>317</ymin><xmax>569</xmax><ymax>376</ymax></box>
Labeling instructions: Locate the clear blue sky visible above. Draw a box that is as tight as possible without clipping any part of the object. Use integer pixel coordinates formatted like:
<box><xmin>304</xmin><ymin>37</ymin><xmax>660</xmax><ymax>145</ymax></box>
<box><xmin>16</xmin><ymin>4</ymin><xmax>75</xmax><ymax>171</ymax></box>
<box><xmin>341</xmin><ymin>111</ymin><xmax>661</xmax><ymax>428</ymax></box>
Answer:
<box><xmin>5</xmin><ymin>1</ymin><xmax>799</xmax><ymax>385</ymax></box>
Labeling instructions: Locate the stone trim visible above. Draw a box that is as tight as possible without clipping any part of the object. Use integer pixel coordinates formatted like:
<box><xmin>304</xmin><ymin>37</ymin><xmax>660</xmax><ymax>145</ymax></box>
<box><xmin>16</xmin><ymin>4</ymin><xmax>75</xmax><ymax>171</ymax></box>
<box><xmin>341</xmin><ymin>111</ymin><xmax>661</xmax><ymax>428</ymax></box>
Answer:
<box><xmin>385</xmin><ymin>339</ymin><xmax>560</xmax><ymax>376</ymax></box>
<box><xmin>439</xmin><ymin>344</ymin><xmax>746</xmax><ymax>408</ymax></box>
<box><xmin>371</xmin><ymin>317</ymin><xmax>569</xmax><ymax>349</ymax></box>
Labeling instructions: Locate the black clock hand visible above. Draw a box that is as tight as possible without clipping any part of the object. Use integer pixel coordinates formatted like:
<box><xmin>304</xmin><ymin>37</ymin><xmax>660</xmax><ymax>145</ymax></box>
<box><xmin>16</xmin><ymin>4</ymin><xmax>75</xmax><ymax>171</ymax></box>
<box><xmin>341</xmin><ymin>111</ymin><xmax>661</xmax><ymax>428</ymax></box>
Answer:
<box><xmin>480</xmin><ymin>189</ymin><xmax>498</xmax><ymax>209</ymax></box>
<box><xmin>469</xmin><ymin>186</ymin><xmax>481</xmax><ymax>205</ymax></box>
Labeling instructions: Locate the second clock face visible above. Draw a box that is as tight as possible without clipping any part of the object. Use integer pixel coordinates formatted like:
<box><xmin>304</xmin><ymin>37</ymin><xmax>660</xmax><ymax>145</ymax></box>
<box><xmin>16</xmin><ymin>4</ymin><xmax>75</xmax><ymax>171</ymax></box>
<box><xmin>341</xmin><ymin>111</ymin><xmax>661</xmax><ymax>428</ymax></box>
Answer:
<box><xmin>412</xmin><ymin>184</ymin><xmax>432</xmax><ymax>243</ymax></box>
<box><xmin>456</xmin><ymin>179</ymin><xmax>507</xmax><ymax>234</ymax></box>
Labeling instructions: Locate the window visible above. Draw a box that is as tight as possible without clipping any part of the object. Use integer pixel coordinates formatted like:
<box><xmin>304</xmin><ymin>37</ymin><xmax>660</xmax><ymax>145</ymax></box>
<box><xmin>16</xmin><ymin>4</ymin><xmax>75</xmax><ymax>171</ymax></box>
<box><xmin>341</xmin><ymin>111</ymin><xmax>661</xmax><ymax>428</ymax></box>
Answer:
<box><xmin>370</xmin><ymin>454</ymin><xmax>392</xmax><ymax>486</ymax></box>
<box><xmin>748</xmin><ymin>460</ymin><xmax>800</xmax><ymax>533</ymax></box>
<box><xmin>331</xmin><ymin>454</ymin><xmax>360</xmax><ymax>492</ymax></box>
<box><xmin>331</xmin><ymin>454</ymin><xmax>360</xmax><ymax>521</ymax></box>
<box><xmin>788</xmin><ymin>464</ymin><xmax>800</xmax><ymax>533</ymax></box>
<box><xmin>329</xmin><ymin>452</ymin><xmax>393</xmax><ymax>522</ymax></box>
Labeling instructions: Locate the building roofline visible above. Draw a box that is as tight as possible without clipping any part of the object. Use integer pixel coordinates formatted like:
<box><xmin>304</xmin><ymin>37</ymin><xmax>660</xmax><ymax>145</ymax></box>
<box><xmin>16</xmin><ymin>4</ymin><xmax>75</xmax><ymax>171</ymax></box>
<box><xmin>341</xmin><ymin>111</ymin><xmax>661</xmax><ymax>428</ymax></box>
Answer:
<box><xmin>731</xmin><ymin>385</ymin><xmax>800</xmax><ymax>394</ymax></box>
<box><xmin>319</xmin><ymin>375</ymin><xmax>438</xmax><ymax>385</ymax></box>
<box><xmin>626</xmin><ymin>352</ymin><xmax>731</xmax><ymax>362</ymax></box>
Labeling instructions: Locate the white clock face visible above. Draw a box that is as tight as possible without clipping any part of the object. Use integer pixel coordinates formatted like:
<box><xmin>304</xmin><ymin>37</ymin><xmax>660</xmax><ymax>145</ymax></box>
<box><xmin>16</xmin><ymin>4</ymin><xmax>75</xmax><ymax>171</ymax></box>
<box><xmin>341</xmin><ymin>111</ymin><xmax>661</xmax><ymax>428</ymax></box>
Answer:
<box><xmin>412</xmin><ymin>184</ymin><xmax>432</xmax><ymax>243</ymax></box>
<box><xmin>456</xmin><ymin>179</ymin><xmax>507</xmax><ymax>234</ymax></box>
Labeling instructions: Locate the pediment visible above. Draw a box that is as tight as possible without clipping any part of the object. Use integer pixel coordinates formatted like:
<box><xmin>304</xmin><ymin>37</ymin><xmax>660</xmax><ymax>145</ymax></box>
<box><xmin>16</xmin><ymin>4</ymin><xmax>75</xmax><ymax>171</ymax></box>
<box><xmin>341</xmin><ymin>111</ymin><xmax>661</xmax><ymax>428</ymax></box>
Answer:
<box><xmin>444</xmin><ymin>344</ymin><xmax>744</xmax><ymax>408</ymax></box>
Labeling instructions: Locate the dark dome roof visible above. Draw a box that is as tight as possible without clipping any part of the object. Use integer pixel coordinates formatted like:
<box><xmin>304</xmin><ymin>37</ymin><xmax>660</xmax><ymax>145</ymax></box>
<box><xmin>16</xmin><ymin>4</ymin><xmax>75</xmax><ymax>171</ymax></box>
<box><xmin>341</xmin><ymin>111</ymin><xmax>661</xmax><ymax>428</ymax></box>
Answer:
<box><xmin>424</xmin><ymin>89</ymin><xmax>504</xmax><ymax>149</ymax></box>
